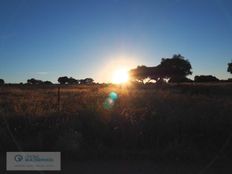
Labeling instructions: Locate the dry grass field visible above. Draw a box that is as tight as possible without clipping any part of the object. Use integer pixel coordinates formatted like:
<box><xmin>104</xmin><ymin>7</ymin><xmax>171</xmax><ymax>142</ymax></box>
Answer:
<box><xmin>0</xmin><ymin>83</ymin><xmax>232</xmax><ymax>173</ymax></box>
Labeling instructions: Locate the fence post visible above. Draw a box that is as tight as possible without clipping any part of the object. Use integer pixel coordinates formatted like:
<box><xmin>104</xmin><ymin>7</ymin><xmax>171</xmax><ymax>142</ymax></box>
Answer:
<box><xmin>58</xmin><ymin>86</ymin><xmax>60</xmax><ymax>112</ymax></box>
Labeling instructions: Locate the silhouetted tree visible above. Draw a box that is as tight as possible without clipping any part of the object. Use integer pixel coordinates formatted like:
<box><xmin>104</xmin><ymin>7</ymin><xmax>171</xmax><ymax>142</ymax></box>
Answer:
<box><xmin>0</xmin><ymin>79</ymin><xmax>4</xmax><ymax>85</ymax></box>
<box><xmin>130</xmin><ymin>54</ymin><xmax>192</xmax><ymax>83</ymax></box>
<box><xmin>27</xmin><ymin>78</ymin><xmax>43</xmax><ymax>85</ymax></box>
<box><xmin>85</xmin><ymin>78</ymin><xmax>94</xmax><ymax>84</ymax></box>
<box><xmin>129</xmin><ymin>65</ymin><xmax>153</xmax><ymax>83</ymax></box>
<box><xmin>58</xmin><ymin>76</ymin><xmax>69</xmax><ymax>84</ymax></box>
<box><xmin>158</xmin><ymin>54</ymin><xmax>192</xmax><ymax>82</ymax></box>
<box><xmin>194</xmin><ymin>75</ymin><xmax>219</xmax><ymax>82</ymax></box>
<box><xmin>43</xmin><ymin>81</ymin><xmax>53</xmax><ymax>85</ymax></box>
<box><xmin>79</xmin><ymin>78</ymin><xmax>94</xmax><ymax>84</ymax></box>
<box><xmin>169</xmin><ymin>77</ymin><xmax>193</xmax><ymax>83</ymax></box>
<box><xmin>67</xmin><ymin>77</ymin><xmax>79</xmax><ymax>84</ymax></box>
<box><xmin>228</xmin><ymin>61</ymin><xmax>232</xmax><ymax>74</ymax></box>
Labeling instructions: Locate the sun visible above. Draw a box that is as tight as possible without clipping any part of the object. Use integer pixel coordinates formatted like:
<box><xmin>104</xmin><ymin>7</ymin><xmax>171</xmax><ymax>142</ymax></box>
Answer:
<box><xmin>112</xmin><ymin>68</ymin><xmax>129</xmax><ymax>84</ymax></box>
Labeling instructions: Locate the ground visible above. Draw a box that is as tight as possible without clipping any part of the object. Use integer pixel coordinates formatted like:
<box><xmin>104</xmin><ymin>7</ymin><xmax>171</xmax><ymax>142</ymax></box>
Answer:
<box><xmin>0</xmin><ymin>83</ymin><xmax>232</xmax><ymax>173</ymax></box>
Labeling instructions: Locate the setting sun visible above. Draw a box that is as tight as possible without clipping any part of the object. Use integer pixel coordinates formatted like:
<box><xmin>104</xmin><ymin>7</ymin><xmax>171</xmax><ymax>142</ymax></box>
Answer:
<box><xmin>112</xmin><ymin>68</ymin><xmax>129</xmax><ymax>84</ymax></box>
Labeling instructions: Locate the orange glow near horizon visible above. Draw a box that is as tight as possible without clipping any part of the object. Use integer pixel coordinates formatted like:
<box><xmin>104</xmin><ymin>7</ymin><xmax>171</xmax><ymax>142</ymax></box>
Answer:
<box><xmin>97</xmin><ymin>54</ymin><xmax>140</xmax><ymax>83</ymax></box>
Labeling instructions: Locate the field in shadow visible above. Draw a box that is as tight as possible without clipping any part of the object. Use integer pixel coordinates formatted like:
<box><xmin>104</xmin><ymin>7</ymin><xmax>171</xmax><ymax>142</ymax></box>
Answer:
<box><xmin>0</xmin><ymin>83</ymin><xmax>232</xmax><ymax>173</ymax></box>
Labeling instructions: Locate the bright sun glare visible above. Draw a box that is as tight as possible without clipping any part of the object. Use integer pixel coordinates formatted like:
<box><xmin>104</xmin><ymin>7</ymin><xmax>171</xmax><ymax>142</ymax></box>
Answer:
<box><xmin>112</xmin><ymin>68</ymin><xmax>129</xmax><ymax>84</ymax></box>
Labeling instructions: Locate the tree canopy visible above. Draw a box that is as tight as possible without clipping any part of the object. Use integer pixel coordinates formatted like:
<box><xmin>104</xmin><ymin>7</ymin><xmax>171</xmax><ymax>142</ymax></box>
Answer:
<box><xmin>58</xmin><ymin>76</ymin><xmax>94</xmax><ymax>85</ymax></box>
<box><xmin>228</xmin><ymin>61</ymin><xmax>232</xmax><ymax>74</ymax></box>
<box><xmin>129</xmin><ymin>66</ymin><xmax>151</xmax><ymax>83</ymax></box>
<box><xmin>129</xmin><ymin>54</ymin><xmax>192</xmax><ymax>83</ymax></box>
<box><xmin>159</xmin><ymin>54</ymin><xmax>192</xmax><ymax>80</ymax></box>
<box><xmin>27</xmin><ymin>78</ymin><xmax>53</xmax><ymax>85</ymax></box>
<box><xmin>0</xmin><ymin>79</ymin><xmax>4</xmax><ymax>85</ymax></box>
<box><xmin>79</xmin><ymin>78</ymin><xmax>94</xmax><ymax>84</ymax></box>
<box><xmin>58</xmin><ymin>76</ymin><xmax>69</xmax><ymax>84</ymax></box>
<box><xmin>27</xmin><ymin>78</ymin><xmax>43</xmax><ymax>85</ymax></box>
<box><xmin>194</xmin><ymin>75</ymin><xmax>219</xmax><ymax>82</ymax></box>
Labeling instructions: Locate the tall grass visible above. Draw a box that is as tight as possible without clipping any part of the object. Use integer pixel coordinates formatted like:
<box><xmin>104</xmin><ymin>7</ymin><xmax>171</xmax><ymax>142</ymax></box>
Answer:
<box><xmin>0</xmin><ymin>84</ymin><xmax>232</xmax><ymax>161</ymax></box>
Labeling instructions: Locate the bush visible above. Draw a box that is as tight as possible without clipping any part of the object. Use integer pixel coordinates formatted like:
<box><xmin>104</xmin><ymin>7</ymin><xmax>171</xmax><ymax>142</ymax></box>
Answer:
<box><xmin>194</xmin><ymin>75</ymin><xmax>219</xmax><ymax>82</ymax></box>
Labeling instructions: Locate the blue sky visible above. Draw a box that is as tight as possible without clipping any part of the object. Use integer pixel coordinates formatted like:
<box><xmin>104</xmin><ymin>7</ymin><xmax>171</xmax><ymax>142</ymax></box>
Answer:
<box><xmin>0</xmin><ymin>0</ymin><xmax>232</xmax><ymax>83</ymax></box>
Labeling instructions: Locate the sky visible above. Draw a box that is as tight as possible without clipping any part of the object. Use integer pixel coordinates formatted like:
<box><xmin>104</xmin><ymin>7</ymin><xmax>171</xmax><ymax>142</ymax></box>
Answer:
<box><xmin>0</xmin><ymin>0</ymin><xmax>232</xmax><ymax>83</ymax></box>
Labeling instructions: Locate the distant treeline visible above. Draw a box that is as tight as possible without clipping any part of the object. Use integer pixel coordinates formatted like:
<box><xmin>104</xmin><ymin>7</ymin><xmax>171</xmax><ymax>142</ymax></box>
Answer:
<box><xmin>129</xmin><ymin>54</ymin><xmax>232</xmax><ymax>83</ymax></box>
<box><xmin>0</xmin><ymin>54</ymin><xmax>232</xmax><ymax>85</ymax></box>
<box><xmin>57</xmin><ymin>76</ymin><xmax>94</xmax><ymax>85</ymax></box>
<box><xmin>0</xmin><ymin>77</ymin><xmax>94</xmax><ymax>85</ymax></box>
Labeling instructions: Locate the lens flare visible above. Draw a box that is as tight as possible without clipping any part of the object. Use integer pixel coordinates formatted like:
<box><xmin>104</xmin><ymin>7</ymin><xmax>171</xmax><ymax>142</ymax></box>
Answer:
<box><xmin>103</xmin><ymin>98</ymin><xmax>114</xmax><ymax>110</ymax></box>
<box><xmin>103</xmin><ymin>92</ymin><xmax>119</xmax><ymax>110</ymax></box>
<box><xmin>109</xmin><ymin>92</ymin><xmax>118</xmax><ymax>101</ymax></box>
